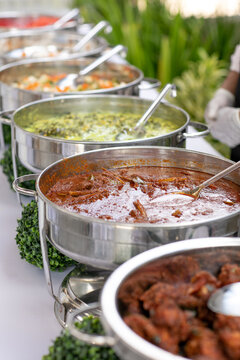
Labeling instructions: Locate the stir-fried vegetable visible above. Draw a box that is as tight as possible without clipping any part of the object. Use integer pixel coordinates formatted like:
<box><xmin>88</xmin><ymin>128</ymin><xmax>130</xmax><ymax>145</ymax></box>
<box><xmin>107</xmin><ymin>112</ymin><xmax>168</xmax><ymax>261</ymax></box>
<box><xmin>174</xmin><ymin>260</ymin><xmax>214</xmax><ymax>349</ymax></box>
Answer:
<box><xmin>12</xmin><ymin>72</ymin><xmax>128</xmax><ymax>93</ymax></box>
<box><xmin>19</xmin><ymin>111</ymin><xmax>180</xmax><ymax>141</ymax></box>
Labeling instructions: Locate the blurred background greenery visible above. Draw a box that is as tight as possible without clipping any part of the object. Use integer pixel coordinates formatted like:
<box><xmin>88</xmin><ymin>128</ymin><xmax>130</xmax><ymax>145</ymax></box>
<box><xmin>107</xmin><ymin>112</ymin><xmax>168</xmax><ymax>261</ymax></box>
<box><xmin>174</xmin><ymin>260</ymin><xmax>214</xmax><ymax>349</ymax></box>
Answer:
<box><xmin>73</xmin><ymin>0</ymin><xmax>239</xmax><ymax>157</ymax></box>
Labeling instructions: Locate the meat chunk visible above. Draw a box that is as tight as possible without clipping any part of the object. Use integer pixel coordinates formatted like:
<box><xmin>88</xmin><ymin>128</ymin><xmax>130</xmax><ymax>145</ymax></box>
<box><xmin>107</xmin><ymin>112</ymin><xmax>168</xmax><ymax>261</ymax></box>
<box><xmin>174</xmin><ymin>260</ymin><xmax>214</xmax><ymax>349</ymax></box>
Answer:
<box><xmin>149</xmin><ymin>298</ymin><xmax>190</xmax><ymax>342</ymax></box>
<box><xmin>218</xmin><ymin>264</ymin><xmax>240</xmax><ymax>286</ymax></box>
<box><xmin>184</xmin><ymin>326</ymin><xmax>227</xmax><ymax>360</ymax></box>
<box><xmin>124</xmin><ymin>313</ymin><xmax>179</xmax><ymax>354</ymax></box>
<box><xmin>141</xmin><ymin>282</ymin><xmax>201</xmax><ymax>311</ymax></box>
<box><xmin>219</xmin><ymin>330</ymin><xmax>240</xmax><ymax>360</ymax></box>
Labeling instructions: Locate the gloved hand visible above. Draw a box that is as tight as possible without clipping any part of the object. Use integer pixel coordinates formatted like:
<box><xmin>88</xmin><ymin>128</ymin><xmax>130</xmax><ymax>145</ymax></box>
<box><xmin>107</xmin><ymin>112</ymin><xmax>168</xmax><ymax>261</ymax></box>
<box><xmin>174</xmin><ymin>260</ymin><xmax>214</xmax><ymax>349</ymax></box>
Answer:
<box><xmin>209</xmin><ymin>107</ymin><xmax>240</xmax><ymax>148</ymax></box>
<box><xmin>230</xmin><ymin>44</ymin><xmax>240</xmax><ymax>73</ymax></box>
<box><xmin>204</xmin><ymin>88</ymin><xmax>235</xmax><ymax>125</ymax></box>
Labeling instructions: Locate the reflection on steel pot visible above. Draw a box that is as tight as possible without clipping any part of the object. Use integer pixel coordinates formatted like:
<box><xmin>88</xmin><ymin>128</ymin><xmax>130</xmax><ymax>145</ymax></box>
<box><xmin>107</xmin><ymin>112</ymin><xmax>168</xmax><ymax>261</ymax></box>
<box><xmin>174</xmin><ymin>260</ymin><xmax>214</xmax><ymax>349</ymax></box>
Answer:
<box><xmin>0</xmin><ymin>57</ymin><xmax>160</xmax><ymax>111</ymax></box>
<box><xmin>1</xmin><ymin>95</ymin><xmax>209</xmax><ymax>172</ymax></box>
<box><xmin>12</xmin><ymin>147</ymin><xmax>240</xmax><ymax>270</ymax></box>
<box><xmin>0</xmin><ymin>30</ymin><xmax>108</xmax><ymax>64</ymax></box>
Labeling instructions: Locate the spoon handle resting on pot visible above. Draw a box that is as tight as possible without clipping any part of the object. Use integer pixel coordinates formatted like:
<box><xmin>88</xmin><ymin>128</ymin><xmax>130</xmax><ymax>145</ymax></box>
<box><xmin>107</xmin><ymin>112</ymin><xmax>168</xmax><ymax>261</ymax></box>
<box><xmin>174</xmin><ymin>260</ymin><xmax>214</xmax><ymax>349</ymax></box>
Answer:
<box><xmin>73</xmin><ymin>21</ymin><xmax>112</xmax><ymax>52</ymax></box>
<box><xmin>186</xmin><ymin>160</ymin><xmax>240</xmax><ymax>198</ymax></box>
<box><xmin>134</xmin><ymin>83</ymin><xmax>177</xmax><ymax>133</ymax></box>
<box><xmin>57</xmin><ymin>44</ymin><xmax>127</xmax><ymax>90</ymax></box>
<box><xmin>52</xmin><ymin>8</ymin><xmax>80</xmax><ymax>29</ymax></box>
<box><xmin>79</xmin><ymin>44</ymin><xmax>126</xmax><ymax>76</ymax></box>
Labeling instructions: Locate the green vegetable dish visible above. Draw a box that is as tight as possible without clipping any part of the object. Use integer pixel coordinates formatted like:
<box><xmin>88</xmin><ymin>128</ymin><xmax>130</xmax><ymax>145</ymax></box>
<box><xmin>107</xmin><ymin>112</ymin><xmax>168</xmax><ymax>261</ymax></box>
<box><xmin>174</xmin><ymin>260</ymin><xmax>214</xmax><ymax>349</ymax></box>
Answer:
<box><xmin>18</xmin><ymin>111</ymin><xmax>181</xmax><ymax>141</ymax></box>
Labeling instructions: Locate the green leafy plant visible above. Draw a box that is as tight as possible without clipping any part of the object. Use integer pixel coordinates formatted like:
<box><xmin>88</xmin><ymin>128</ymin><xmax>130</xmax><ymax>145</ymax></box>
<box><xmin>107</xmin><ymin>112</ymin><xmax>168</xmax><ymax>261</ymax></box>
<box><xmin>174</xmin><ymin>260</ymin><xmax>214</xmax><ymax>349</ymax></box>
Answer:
<box><xmin>3</xmin><ymin>124</ymin><xmax>11</xmax><ymax>144</ymax></box>
<box><xmin>73</xmin><ymin>0</ymin><xmax>239</xmax><ymax>83</ymax></box>
<box><xmin>172</xmin><ymin>49</ymin><xmax>227</xmax><ymax>123</ymax></box>
<box><xmin>0</xmin><ymin>146</ymin><xmax>35</xmax><ymax>189</ymax></box>
<box><xmin>171</xmin><ymin>49</ymin><xmax>230</xmax><ymax>158</ymax></box>
<box><xmin>15</xmin><ymin>200</ymin><xmax>80</xmax><ymax>272</ymax></box>
<box><xmin>43</xmin><ymin>315</ymin><xmax>119</xmax><ymax>360</ymax></box>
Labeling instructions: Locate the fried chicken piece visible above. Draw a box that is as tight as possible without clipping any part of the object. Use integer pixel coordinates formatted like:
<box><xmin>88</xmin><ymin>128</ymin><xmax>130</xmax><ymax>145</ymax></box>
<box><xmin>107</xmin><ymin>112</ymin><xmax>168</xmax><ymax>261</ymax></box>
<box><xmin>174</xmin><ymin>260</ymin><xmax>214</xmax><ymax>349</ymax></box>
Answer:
<box><xmin>218</xmin><ymin>263</ymin><xmax>240</xmax><ymax>286</ymax></box>
<box><xmin>219</xmin><ymin>330</ymin><xmax>240</xmax><ymax>360</ymax></box>
<box><xmin>124</xmin><ymin>313</ymin><xmax>179</xmax><ymax>354</ymax></box>
<box><xmin>141</xmin><ymin>282</ymin><xmax>201</xmax><ymax>311</ymax></box>
<box><xmin>118</xmin><ymin>272</ymin><xmax>160</xmax><ymax>314</ymax></box>
<box><xmin>184</xmin><ymin>326</ymin><xmax>227</xmax><ymax>360</ymax></box>
<box><xmin>189</xmin><ymin>271</ymin><xmax>219</xmax><ymax>300</ymax></box>
<box><xmin>213</xmin><ymin>314</ymin><xmax>240</xmax><ymax>360</ymax></box>
<box><xmin>149</xmin><ymin>298</ymin><xmax>190</xmax><ymax>342</ymax></box>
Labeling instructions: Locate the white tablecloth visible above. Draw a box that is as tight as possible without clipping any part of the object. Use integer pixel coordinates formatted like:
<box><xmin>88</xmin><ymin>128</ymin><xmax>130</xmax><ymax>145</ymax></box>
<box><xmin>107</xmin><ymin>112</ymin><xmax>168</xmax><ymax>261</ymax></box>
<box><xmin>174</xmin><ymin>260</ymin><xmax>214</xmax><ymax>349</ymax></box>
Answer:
<box><xmin>0</xmin><ymin>98</ymin><xmax>223</xmax><ymax>359</ymax></box>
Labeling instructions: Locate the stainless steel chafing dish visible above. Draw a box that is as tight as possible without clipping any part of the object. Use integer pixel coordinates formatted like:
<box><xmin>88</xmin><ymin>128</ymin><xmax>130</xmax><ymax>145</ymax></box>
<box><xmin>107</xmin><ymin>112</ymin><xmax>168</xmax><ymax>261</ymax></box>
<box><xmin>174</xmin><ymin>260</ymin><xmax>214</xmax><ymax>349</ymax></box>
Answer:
<box><xmin>13</xmin><ymin>146</ymin><xmax>240</xmax><ymax>270</ymax></box>
<box><xmin>1</xmin><ymin>95</ymin><xmax>208</xmax><ymax>173</ymax></box>
<box><xmin>0</xmin><ymin>10</ymin><xmax>79</xmax><ymax>33</ymax></box>
<box><xmin>0</xmin><ymin>30</ymin><xmax>108</xmax><ymax>64</ymax></box>
<box><xmin>0</xmin><ymin>57</ymin><xmax>160</xmax><ymax>112</ymax></box>
<box><xmin>66</xmin><ymin>238</ymin><xmax>240</xmax><ymax>360</ymax></box>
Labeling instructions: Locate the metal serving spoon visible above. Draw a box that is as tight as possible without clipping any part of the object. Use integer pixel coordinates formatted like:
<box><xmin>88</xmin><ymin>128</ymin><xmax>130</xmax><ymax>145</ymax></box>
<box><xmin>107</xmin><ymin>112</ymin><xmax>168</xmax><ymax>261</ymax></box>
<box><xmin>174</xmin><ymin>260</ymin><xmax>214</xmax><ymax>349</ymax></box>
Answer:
<box><xmin>52</xmin><ymin>8</ymin><xmax>80</xmax><ymax>30</ymax></box>
<box><xmin>208</xmin><ymin>282</ymin><xmax>240</xmax><ymax>316</ymax></box>
<box><xmin>57</xmin><ymin>44</ymin><xmax>126</xmax><ymax>90</ymax></box>
<box><xmin>179</xmin><ymin>160</ymin><xmax>240</xmax><ymax>199</ymax></box>
<box><xmin>5</xmin><ymin>20</ymin><xmax>112</xmax><ymax>61</ymax></box>
<box><xmin>115</xmin><ymin>83</ymin><xmax>177</xmax><ymax>140</ymax></box>
<box><xmin>72</xmin><ymin>20</ymin><xmax>112</xmax><ymax>52</ymax></box>
<box><xmin>155</xmin><ymin>160</ymin><xmax>240</xmax><ymax>205</ymax></box>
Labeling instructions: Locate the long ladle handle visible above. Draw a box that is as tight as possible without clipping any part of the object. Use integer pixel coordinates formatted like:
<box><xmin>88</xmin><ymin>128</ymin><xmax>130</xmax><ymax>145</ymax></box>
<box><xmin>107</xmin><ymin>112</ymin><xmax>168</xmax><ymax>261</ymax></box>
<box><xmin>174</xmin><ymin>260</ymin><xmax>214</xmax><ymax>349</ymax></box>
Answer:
<box><xmin>52</xmin><ymin>8</ymin><xmax>80</xmax><ymax>29</ymax></box>
<box><xmin>73</xmin><ymin>21</ymin><xmax>112</xmax><ymax>52</ymax></box>
<box><xmin>134</xmin><ymin>83</ymin><xmax>177</xmax><ymax>132</ymax></box>
<box><xmin>79</xmin><ymin>44</ymin><xmax>127</xmax><ymax>76</ymax></box>
<box><xmin>198</xmin><ymin>160</ymin><xmax>240</xmax><ymax>190</ymax></box>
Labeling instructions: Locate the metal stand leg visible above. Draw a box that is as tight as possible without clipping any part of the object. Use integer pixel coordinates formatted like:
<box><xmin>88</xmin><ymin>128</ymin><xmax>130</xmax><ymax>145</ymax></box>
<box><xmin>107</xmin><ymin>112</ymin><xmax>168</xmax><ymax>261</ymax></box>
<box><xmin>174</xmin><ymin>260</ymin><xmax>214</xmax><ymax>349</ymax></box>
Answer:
<box><xmin>38</xmin><ymin>199</ymin><xmax>109</xmax><ymax>327</ymax></box>
<box><xmin>38</xmin><ymin>199</ymin><xmax>61</xmax><ymax>303</ymax></box>
<box><xmin>0</xmin><ymin>123</ymin><xmax>5</xmax><ymax>150</ymax></box>
<box><xmin>11</xmin><ymin>125</ymin><xmax>21</xmax><ymax>204</ymax></box>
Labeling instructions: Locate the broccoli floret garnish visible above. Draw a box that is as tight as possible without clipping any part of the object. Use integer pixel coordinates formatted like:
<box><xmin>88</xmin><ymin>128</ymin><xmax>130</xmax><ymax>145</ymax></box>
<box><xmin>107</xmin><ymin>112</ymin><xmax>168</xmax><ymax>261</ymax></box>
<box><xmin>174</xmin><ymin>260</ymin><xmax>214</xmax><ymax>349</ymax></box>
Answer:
<box><xmin>0</xmin><ymin>146</ymin><xmax>35</xmax><ymax>190</ymax></box>
<box><xmin>43</xmin><ymin>315</ymin><xmax>119</xmax><ymax>360</ymax></box>
<box><xmin>15</xmin><ymin>200</ymin><xmax>81</xmax><ymax>272</ymax></box>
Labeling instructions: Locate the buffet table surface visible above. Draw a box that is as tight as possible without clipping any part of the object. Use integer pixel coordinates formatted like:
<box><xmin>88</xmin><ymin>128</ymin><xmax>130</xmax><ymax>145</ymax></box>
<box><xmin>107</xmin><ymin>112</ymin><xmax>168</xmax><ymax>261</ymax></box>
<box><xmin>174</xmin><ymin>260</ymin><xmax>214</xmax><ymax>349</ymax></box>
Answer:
<box><xmin>0</xmin><ymin>89</ymin><xmax>223</xmax><ymax>359</ymax></box>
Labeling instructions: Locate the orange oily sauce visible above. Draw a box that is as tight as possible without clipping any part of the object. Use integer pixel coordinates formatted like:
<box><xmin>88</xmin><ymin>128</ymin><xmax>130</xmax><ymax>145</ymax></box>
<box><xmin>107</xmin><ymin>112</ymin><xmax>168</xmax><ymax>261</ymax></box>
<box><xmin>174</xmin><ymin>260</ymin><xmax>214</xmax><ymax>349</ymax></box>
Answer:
<box><xmin>46</xmin><ymin>166</ymin><xmax>240</xmax><ymax>224</ymax></box>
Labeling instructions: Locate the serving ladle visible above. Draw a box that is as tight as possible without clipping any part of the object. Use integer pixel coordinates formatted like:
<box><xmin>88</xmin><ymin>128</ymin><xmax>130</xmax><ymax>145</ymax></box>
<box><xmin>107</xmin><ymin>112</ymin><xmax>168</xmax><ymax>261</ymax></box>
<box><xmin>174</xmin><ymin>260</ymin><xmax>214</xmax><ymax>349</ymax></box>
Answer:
<box><xmin>57</xmin><ymin>44</ymin><xmax>126</xmax><ymax>90</ymax></box>
<box><xmin>177</xmin><ymin>159</ymin><xmax>240</xmax><ymax>199</ymax></box>
<box><xmin>115</xmin><ymin>83</ymin><xmax>177</xmax><ymax>140</ymax></box>
<box><xmin>208</xmin><ymin>282</ymin><xmax>240</xmax><ymax>316</ymax></box>
<box><xmin>72</xmin><ymin>20</ymin><xmax>112</xmax><ymax>52</ymax></box>
<box><xmin>51</xmin><ymin>8</ymin><xmax>80</xmax><ymax>30</ymax></box>
<box><xmin>6</xmin><ymin>20</ymin><xmax>112</xmax><ymax>61</ymax></box>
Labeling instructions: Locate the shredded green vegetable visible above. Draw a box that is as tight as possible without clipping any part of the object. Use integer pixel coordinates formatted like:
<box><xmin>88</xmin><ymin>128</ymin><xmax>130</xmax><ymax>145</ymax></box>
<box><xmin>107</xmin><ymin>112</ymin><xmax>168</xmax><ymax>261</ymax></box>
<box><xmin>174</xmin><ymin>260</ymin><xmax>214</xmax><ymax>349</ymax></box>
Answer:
<box><xmin>21</xmin><ymin>111</ymin><xmax>180</xmax><ymax>141</ymax></box>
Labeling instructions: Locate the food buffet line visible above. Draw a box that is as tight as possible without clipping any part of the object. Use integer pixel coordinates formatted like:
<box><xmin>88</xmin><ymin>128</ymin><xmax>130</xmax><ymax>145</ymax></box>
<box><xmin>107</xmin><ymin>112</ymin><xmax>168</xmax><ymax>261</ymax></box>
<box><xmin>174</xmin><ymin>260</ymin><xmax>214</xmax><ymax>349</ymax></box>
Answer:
<box><xmin>0</xmin><ymin>9</ymin><xmax>240</xmax><ymax>360</ymax></box>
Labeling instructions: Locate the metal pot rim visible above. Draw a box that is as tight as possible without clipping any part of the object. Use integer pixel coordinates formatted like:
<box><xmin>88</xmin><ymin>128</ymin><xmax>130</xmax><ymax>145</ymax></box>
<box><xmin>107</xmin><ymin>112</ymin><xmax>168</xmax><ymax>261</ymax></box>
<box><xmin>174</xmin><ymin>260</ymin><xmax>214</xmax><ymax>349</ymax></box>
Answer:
<box><xmin>12</xmin><ymin>94</ymin><xmax>190</xmax><ymax>144</ymax></box>
<box><xmin>35</xmin><ymin>145</ymin><xmax>239</xmax><ymax>228</ymax></box>
<box><xmin>0</xmin><ymin>57</ymin><xmax>144</xmax><ymax>96</ymax></box>
<box><xmin>101</xmin><ymin>237</ymin><xmax>240</xmax><ymax>360</ymax></box>
<box><xmin>0</xmin><ymin>28</ymin><xmax>83</xmax><ymax>39</ymax></box>
<box><xmin>0</xmin><ymin>30</ymin><xmax>108</xmax><ymax>62</ymax></box>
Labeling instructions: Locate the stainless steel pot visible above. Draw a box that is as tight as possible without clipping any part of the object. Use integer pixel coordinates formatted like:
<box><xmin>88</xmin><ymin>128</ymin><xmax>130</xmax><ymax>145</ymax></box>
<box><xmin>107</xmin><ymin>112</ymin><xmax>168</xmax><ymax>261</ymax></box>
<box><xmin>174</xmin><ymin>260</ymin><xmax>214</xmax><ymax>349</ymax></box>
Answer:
<box><xmin>66</xmin><ymin>237</ymin><xmax>240</xmax><ymax>360</ymax></box>
<box><xmin>1</xmin><ymin>95</ymin><xmax>208</xmax><ymax>172</ymax></box>
<box><xmin>0</xmin><ymin>57</ymin><xmax>160</xmax><ymax>111</ymax></box>
<box><xmin>0</xmin><ymin>11</ymin><xmax>79</xmax><ymax>33</ymax></box>
<box><xmin>13</xmin><ymin>146</ymin><xmax>240</xmax><ymax>270</ymax></box>
<box><xmin>0</xmin><ymin>30</ymin><xmax>108</xmax><ymax>64</ymax></box>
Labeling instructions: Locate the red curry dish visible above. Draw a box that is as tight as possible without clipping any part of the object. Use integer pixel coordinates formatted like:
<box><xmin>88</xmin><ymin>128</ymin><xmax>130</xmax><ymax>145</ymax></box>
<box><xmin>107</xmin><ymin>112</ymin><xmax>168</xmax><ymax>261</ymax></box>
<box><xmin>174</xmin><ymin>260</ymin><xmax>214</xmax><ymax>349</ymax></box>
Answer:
<box><xmin>118</xmin><ymin>254</ymin><xmax>240</xmax><ymax>360</ymax></box>
<box><xmin>46</xmin><ymin>166</ymin><xmax>240</xmax><ymax>224</ymax></box>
